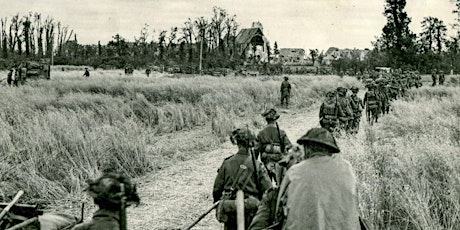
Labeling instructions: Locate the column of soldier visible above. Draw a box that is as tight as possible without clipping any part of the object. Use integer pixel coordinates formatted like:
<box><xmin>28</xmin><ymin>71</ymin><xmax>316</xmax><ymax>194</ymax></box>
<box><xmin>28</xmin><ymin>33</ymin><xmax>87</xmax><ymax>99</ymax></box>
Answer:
<box><xmin>320</xmin><ymin>69</ymin><xmax>423</xmax><ymax>133</ymax></box>
<box><xmin>210</xmin><ymin>108</ymin><xmax>366</xmax><ymax>230</ymax></box>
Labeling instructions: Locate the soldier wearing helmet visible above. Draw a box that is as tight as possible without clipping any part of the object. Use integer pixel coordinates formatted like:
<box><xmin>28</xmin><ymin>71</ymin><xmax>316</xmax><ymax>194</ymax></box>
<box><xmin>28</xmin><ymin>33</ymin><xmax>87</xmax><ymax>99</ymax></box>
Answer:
<box><xmin>275</xmin><ymin>128</ymin><xmax>360</xmax><ymax>229</ymax></box>
<box><xmin>280</xmin><ymin>76</ymin><xmax>291</xmax><ymax>108</ymax></box>
<box><xmin>335</xmin><ymin>87</ymin><xmax>354</xmax><ymax>133</ymax></box>
<box><xmin>319</xmin><ymin>90</ymin><xmax>343</xmax><ymax>133</ymax></box>
<box><xmin>213</xmin><ymin>127</ymin><xmax>272</xmax><ymax>230</ymax></box>
<box><xmin>364</xmin><ymin>83</ymin><xmax>381</xmax><ymax>124</ymax></box>
<box><xmin>349</xmin><ymin>86</ymin><xmax>363</xmax><ymax>134</ymax></box>
<box><xmin>255</xmin><ymin>108</ymin><xmax>292</xmax><ymax>184</ymax></box>
<box><xmin>71</xmin><ymin>172</ymin><xmax>140</xmax><ymax>230</ymax></box>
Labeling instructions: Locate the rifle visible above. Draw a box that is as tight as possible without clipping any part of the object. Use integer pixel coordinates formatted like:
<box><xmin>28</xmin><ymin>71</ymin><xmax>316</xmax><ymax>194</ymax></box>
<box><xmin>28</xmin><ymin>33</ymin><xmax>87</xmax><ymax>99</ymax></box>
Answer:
<box><xmin>275</xmin><ymin>122</ymin><xmax>285</xmax><ymax>154</ymax></box>
<box><xmin>247</xmin><ymin>125</ymin><xmax>263</xmax><ymax>200</ymax></box>
<box><xmin>119</xmin><ymin>183</ymin><xmax>127</xmax><ymax>230</ymax></box>
<box><xmin>0</xmin><ymin>190</ymin><xmax>24</xmax><ymax>221</ymax></box>
<box><xmin>184</xmin><ymin>201</ymin><xmax>220</xmax><ymax>230</ymax></box>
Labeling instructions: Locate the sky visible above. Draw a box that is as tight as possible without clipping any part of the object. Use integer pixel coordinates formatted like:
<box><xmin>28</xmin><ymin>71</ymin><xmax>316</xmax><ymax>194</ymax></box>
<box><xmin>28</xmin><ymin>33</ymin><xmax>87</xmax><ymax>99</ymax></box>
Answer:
<box><xmin>0</xmin><ymin>0</ymin><xmax>458</xmax><ymax>52</ymax></box>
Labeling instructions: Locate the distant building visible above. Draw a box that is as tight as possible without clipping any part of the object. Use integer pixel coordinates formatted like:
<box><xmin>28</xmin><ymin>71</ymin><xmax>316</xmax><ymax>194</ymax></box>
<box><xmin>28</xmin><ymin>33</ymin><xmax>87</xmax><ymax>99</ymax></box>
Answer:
<box><xmin>322</xmin><ymin>47</ymin><xmax>370</xmax><ymax>65</ymax></box>
<box><xmin>279</xmin><ymin>48</ymin><xmax>306</xmax><ymax>65</ymax></box>
<box><xmin>235</xmin><ymin>22</ymin><xmax>269</xmax><ymax>63</ymax></box>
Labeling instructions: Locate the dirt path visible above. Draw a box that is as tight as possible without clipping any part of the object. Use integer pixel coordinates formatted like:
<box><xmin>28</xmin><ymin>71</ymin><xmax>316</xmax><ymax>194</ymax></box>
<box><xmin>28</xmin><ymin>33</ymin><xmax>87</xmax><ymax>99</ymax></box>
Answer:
<box><xmin>127</xmin><ymin>106</ymin><xmax>321</xmax><ymax>230</ymax></box>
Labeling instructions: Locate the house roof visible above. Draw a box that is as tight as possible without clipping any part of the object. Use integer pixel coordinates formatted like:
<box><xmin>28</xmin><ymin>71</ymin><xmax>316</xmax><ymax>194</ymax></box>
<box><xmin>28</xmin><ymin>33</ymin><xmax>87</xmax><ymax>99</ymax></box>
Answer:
<box><xmin>235</xmin><ymin>28</ymin><xmax>268</xmax><ymax>44</ymax></box>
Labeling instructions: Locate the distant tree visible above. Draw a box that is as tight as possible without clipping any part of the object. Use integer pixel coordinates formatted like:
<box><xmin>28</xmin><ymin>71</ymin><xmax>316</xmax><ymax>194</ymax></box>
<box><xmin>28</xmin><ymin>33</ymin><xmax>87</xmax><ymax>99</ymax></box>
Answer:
<box><xmin>1</xmin><ymin>17</ymin><xmax>8</xmax><ymax>58</ymax></box>
<box><xmin>181</xmin><ymin>18</ymin><xmax>194</xmax><ymax>62</ymax></box>
<box><xmin>158</xmin><ymin>30</ymin><xmax>167</xmax><ymax>61</ymax></box>
<box><xmin>274</xmin><ymin>41</ymin><xmax>279</xmax><ymax>55</ymax></box>
<box><xmin>377</xmin><ymin>0</ymin><xmax>416</xmax><ymax>67</ymax></box>
<box><xmin>419</xmin><ymin>17</ymin><xmax>447</xmax><ymax>53</ymax></box>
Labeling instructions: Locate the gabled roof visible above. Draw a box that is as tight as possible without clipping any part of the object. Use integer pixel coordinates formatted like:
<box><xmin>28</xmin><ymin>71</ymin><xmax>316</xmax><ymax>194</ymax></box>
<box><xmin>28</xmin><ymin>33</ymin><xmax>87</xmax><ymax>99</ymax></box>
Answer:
<box><xmin>235</xmin><ymin>28</ymin><xmax>268</xmax><ymax>44</ymax></box>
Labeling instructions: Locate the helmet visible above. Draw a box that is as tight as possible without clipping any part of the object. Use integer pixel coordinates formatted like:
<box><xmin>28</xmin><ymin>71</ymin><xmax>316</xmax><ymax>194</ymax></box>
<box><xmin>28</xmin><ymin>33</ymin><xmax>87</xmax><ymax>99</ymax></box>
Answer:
<box><xmin>297</xmin><ymin>128</ymin><xmax>340</xmax><ymax>153</ymax></box>
<box><xmin>325</xmin><ymin>90</ymin><xmax>336</xmax><ymax>97</ymax></box>
<box><xmin>350</xmin><ymin>86</ymin><xmax>359</xmax><ymax>93</ymax></box>
<box><xmin>284</xmin><ymin>76</ymin><xmax>289</xmax><ymax>81</ymax></box>
<box><xmin>230</xmin><ymin>128</ymin><xmax>256</xmax><ymax>147</ymax></box>
<box><xmin>86</xmin><ymin>172</ymin><xmax>140</xmax><ymax>210</ymax></box>
<box><xmin>262</xmin><ymin>108</ymin><xmax>280</xmax><ymax>121</ymax></box>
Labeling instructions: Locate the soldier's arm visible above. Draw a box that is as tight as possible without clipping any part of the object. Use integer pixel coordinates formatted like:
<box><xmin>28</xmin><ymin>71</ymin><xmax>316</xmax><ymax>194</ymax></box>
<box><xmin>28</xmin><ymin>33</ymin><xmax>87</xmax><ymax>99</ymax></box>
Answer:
<box><xmin>248</xmin><ymin>188</ymin><xmax>278</xmax><ymax>230</ymax></box>
<box><xmin>258</xmin><ymin>162</ymin><xmax>273</xmax><ymax>192</ymax></box>
<box><xmin>212</xmin><ymin>165</ymin><xmax>226</xmax><ymax>202</ymax></box>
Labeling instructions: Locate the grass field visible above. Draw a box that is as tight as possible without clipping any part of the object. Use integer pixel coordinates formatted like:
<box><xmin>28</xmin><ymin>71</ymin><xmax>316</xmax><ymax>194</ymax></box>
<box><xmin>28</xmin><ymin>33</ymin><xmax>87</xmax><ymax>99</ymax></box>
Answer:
<box><xmin>341</xmin><ymin>86</ymin><xmax>460</xmax><ymax>229</ymax></box>
<box><xmin>0</xmin><ymin>71</ymin><xmax>361</xmax><ymax>204</ymax></box>
<box><xmin>1</xmin><ymin>69</ymin><xmax>459</xmax><ymax>229</ymax></box>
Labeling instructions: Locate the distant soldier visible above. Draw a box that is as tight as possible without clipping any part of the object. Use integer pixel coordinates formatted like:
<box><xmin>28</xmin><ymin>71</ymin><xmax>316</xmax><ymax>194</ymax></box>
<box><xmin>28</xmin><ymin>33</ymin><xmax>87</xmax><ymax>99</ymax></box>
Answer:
<box><xmin>280</xmin><ymin>76</ymin><xmax>291</xmax><ymax>107</ymax></box>
<box><xmin>256</xmin><ymin>108</ymin><xmax>292</xmax><ymax>185</ymax></box>
<box><xmin>319</xmin><ymin>90</ymin><xmax>342</xmax><ymax>133</ymax></box>
<box><xmin>336</xmin><ymin>87</ymin><xmax>354</xmax><ymax>133</ymax></box>
<box><xmin>213</xmin><ymin>128</ymin><xmax>272</xmax><ymax>230</ymax></box>
<box><xmin>376</xmin><ymin>79</ymin><xmax>390</xmax><ymax>115</ymax></box>
<box><xmin>145</xmin><ymin>68</ymin><xmax>151</xmax><ymax>77</ymax></box>
<box><xmin>72</xmin><ymin>172</ymin><xmax>140</xmax><ymax>230</ymax></box>
<box><xmin>7</xmin><ymin>67</ymin><xmax>15</xmax><ymax>86</ymax></box>
<box><xmin>83</xmin><ymin>68</ymin><xmax>90</xmax><ymax>77</ymax></box>
<box><xmin>431</xmin><ymin>69</ymin><xmax>437</xmax><ymax>86</ymax></box>
<box><xmin>349</xmin><ymin>86</ymin><xmax>363</xmax><ymax>134</ymax></box>
<box><xmin>439</xmin><ymin>70</ymin><xmax>445</xmax><ymax>85</ymax></box>
<box><xmin>363</xmin><ymin>83</ymin><xmax>381</xmax><ymax>124</ymax></box>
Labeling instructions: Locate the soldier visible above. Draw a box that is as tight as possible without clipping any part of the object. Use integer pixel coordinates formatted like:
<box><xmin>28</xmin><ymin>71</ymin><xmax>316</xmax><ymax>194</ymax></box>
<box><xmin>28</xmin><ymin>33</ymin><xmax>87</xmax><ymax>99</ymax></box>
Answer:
<box><xmin>213</xmin><ymin>128</ymin><xmax>272</xmax><ymax>230</ymax></box>
<box><xmin>276</xmin><ymin>128</ymin><xmax>360</xmax><ymax>229</ymax></box>
<box><xmin>280</xmin><ymin>76</ymin><xmax>291</xmax><ymax>108</ymax></box>
<box><xmin>431</xmin><ymin>69</ymin><xmax>437</xmax><ymax>86</ymax></box>
<box><xmin>376</xmin><ymin>79</ymin><xmax>390</xmax><ymax>115</ymax></box>
<box><xmin>145</xmin><ymin>68</ymin><xmax>151</xmax><ymax>77</ymax></box>
<box><xmin>349</xmin><ymin>86</ymin><xmax>363</xmax><ymax>134</ymax></box>
<box><xmin>83</xmin><ymin>68</ymin><xmax>90</xmax><ymax>78</ymax></box>
<box><xmin>71</xmin><ymin>172</ymin><xmax>140</xmax><ymax>230</ymax></box>
<box><xmin>336</xmin><ymin>87</ymin><xmax>354</xmax><ymax>133</ymax></box>
<box><xmin>439</xmin><ymin>70</ymin><xmax>445</xmax><ymax>85</ymax></box>
<box><xmin>319</xmin><ymin>90</ymin><xmax>342</xmax><ymax>133</ymax></box>
<box><xmin>7</xmin><ymin>67</ymin><xmax>15</xmax><ymax>86</ymax></box>
<box><xmin>255</xmin><ymin>108</ymin><xmax>292</xmax><ymax>185</ymax></box>
<box><xmin>248</xmin><ymin>147</ymin><xmax>303</xmax><ymax>230</ymax></box>
<box><xmin>363</xmin><ymin>83</ymin><xmax>381</xmax><ymax>125</ymax></box>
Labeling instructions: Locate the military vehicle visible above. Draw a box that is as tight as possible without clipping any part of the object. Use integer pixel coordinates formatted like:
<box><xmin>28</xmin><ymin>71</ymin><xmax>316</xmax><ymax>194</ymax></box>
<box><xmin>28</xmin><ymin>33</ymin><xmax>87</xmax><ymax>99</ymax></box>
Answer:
<box><xmin>15</xmin><ymin>59</ymin><xmax>51</xmax><ymax>85</ymax></box>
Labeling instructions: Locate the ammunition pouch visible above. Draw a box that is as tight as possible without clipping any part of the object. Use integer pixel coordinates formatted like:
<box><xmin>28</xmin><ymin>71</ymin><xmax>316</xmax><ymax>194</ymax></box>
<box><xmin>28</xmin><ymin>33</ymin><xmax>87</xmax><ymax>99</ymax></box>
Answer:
<box><xmin>215</xmin><ymin>195</ymin><xmax>260</xmax><ymax>223</ymax></box>
<box><xmin>261</xmin><ymin>152</ymin><xmax>283</xmax><ymax>163</ymax></box>
<box><xmin>264</xmin><ymin>144</ymin><xmax>282</xmax><ymax>155</ymax></box>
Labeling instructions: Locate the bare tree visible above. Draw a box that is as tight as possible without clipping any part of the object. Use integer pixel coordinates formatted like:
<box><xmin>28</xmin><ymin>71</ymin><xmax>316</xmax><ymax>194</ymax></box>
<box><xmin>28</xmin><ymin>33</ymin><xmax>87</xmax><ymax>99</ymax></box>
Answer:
<box><xmin>1</xmin><ymin>17</ymin><xmax>7</xmax><ymax>58</ymax></box>
<box><xmin>44</xmin><ymin>16</ymin><xmax>55</xmax><ymax>57</ymax></box>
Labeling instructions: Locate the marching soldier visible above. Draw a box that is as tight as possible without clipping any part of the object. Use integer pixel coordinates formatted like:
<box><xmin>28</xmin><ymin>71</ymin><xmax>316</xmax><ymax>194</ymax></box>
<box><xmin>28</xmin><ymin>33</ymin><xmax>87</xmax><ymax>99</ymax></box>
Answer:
<box><xmin>213</xmin><ymin>128</ymin><xmax>272</xmax><ymax>230</ymax></box>
<box><xmin>349</xmin><ymin>86</ymin><xmax>363</xmax><ymax>134</ymax></box>
<box><xmin>431</xmin><ymin>69</ymin><xmax>437</xmax><ymax>86</ymax></box>
<box><xmin>336</xmin><ymin>87</ymin><xmax>354</xmax><ymax>133</ymax></box>
<box><xmin>363</xmin><ymin>83</ymin><xmax>381</xmax><ymax>125</ymax></box>
<box><xmin>439</xmin><ymin>70</ymin><xmax>445</xmax><ymax>85</ymax></box>
<box><xmin>280</xmin><ymin>77</ymin><xmax>291</xmax><ymax>108</ymax></box>
<box><xmin>255</xmin><ymin>109</ymin><xmax>292</xmax><ymax>185</ymax></box>
<box><xmin>319</xmin><ymin>90</ymin><xmax>342</xmax><ymax>133</ymax></box>
<box><xmin>276</xmin><ymin>128</ymin><xmax>360</xmax><ymax>229</ymax></box>
<box><xmin>72</xmin><ymin>172</ymin><xmax>140</xmax><ymax>230</ymax></box>
<box><xmin>83</xmin><ymin>68</ymin><xmax>90</xmax><ymax>78</ymax></box>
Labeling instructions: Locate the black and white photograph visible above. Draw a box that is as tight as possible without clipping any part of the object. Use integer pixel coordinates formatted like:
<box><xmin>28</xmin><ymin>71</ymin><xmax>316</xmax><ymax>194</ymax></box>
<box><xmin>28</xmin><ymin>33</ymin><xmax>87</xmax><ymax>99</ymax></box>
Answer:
<box><xmin>0</xmin><ymin>0</ymin><xmax>459</xmax><ymax>229</ymax></box>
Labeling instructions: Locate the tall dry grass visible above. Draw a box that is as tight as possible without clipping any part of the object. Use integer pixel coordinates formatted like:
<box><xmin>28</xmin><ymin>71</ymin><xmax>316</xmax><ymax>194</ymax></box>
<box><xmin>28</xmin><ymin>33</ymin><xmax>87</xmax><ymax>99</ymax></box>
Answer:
<box><xmin>341</xmin><ymin>86</ymin><xmax>460</xmax><ymax>229</ymax></box>
<box><xmin>0</xmin><ymin>72</ymin><xmax>360</xmax><ymax>203</ymax></box>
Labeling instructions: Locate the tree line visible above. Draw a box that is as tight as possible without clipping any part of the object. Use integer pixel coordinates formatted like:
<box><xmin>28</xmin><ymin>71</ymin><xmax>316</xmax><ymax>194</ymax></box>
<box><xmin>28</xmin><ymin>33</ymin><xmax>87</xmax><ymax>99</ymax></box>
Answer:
<box><xmin>2</xmin><ymin>2</ymin><xmax>460</xmax><ymax>75</ymax></box>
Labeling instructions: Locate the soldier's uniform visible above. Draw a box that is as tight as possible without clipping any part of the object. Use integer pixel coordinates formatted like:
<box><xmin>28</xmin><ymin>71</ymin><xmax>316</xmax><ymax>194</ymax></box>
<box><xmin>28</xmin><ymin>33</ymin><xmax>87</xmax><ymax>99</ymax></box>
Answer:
<box><xmin>431</xmin><ymin>69</ymin><xmax>437</xmax><ymax>86</ymax></box>
<box><xmin>280</xmin><ymin>77</ymin><xmax>291</xmax><ymax>107</ymax></box>
<box><xmin>71</xmin><ymin>172</ymin><xmax>140</xmax><ymax>230</ymax></box>
<box><xmin>276</xmin><ymin>128</ymin><xmax>360</xmax><ymax>230</ymax></box>
<box><xmin>319</xmin><ymin>91</ymin><xmax>343</xmax><ymax>133</ymax></box>
<box><xmin>335</xmin><ymin>87</ymin><xmax>354</xmax><ymax>133</ymax></box>
<box><xmin>439</xmin><ymin>71</ymin><xmax>445</xmax><ymax>85</ymax></box>
<box><xmin>364</xmin><ymin>83</ymin><xmax>381</xmax><ymax>124</ymax></box>
<box><xmin>255</xmin><ymin>109</ymin><xmax>292</xmax><ymax>185</ymax></box>
<box><xmin>349</xmin><ymin>86</ymin><xmax>363</xmax><ymax>134</ymax></box>
<box><xmin>213</xmin><ymin>128</ymin><xmax>272</xmax><ymax>230</ymax></box>
<box><xmin>83</xmin><ymin>68</ymin><xmax>90</xmax><ymax>77</ymax></box>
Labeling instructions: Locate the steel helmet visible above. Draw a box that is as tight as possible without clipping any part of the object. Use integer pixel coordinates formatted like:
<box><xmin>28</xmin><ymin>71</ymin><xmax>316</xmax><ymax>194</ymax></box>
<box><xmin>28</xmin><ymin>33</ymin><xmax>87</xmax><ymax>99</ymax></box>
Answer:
<box><xmin>297</xmin><ymin>128</ymin><xmax>340</xmax><ymax>153</ymax></box>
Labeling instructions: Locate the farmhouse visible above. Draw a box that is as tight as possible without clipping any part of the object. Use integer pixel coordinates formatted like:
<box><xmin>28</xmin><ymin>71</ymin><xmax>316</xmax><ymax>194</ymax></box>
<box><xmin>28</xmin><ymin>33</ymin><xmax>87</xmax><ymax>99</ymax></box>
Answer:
<box><xmin>235</xmin><ymin>22</ymin><xmax>269</xmax><ymax>63</ymax></box>
<box><xmin>279</xmin><ymin>48</ymin><xmax>307</xmax><ymax>65</ymax></box>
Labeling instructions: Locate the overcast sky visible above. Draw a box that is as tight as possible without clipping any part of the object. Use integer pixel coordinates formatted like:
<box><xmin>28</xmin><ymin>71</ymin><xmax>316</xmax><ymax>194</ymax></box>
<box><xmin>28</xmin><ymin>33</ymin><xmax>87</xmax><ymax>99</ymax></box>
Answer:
<box><xmin>0</xmin><ymin>0</ymin><xmax>458</xmax><ymax>52</ymax></box>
